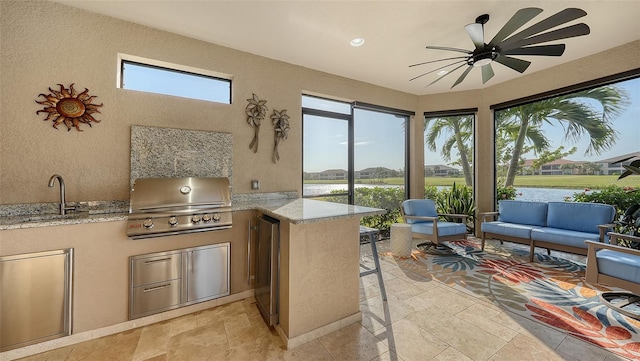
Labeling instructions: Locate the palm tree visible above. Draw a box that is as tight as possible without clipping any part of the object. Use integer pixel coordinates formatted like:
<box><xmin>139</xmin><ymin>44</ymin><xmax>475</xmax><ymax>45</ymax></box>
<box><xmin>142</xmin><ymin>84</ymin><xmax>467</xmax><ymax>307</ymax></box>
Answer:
<box><xmin>425</xmin><ymin>115</ymin><xmax>474</xmax><ymax>185</ymax></box>
<box><xmin>497</xmin><ymin>86</ymin><xmax>629</xmax><ymax>187</ymax></box>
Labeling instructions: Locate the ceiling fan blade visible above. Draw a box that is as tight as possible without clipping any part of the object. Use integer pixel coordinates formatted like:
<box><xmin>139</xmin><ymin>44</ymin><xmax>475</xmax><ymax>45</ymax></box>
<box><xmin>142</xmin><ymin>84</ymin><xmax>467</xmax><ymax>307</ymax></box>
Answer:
<box><xmin>409</xmin><ymin>56</ymin><xmax>469</xmax><ymax>68</ymax></box>
<box><xmin>494</xmin><ymin>55</ymin><xmax>531</xmax><ymax>73</ymax></box>
<box><xmin>427</xmin><ymin>63</ymin><xmax>469</xmax><ymax>86</ymax></box>
<box><xmin>465</xmin><ymin>23</ymin><xmax>485</xmax><ymax>49</ymax></box>
<box><xmin>503</xmin><ymin>44</ymin><xmax>566</xmax><ymax>56</ymax></box>
<box><xmin>481</xmin><ymin>64</ymin><xmax>495</xmax><ymax>84</ymax></box>
<box><xmin>502</xmin><ymin>23</ymin><xmax>590</xmax><ymax>50</ymax></box>
<box><xmin>425</xmin><ymin>45</ymin><xmax>472</xmax><ymax>54</ymax></box>
<box><xmin>489</xmin><ymin>7</ymin><xmax>543</xmax><ymax>46</ymax></box>
<box><xmin>451</xmin><ymin>66</ymin><xmax>473</xmax><ymax>88</ymax></box>
<box><xmin>499</xmin><ymin>8</ymin><xmax>587</xmax><ymax>48</ymax></box>
<box><xmin>409</xmin><ymin>60</ymin><xmax>467</xmax><ymax>81</ymax></box>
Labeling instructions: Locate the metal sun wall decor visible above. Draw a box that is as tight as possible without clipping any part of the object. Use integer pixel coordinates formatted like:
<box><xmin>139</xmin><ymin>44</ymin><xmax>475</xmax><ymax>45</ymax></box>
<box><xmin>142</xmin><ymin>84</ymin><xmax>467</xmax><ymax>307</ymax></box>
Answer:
<box><xmin>36</xmin><ymin>83</ymin><xmax>103</xmax><ymax>131</ymax></box>
<box><xmin>245</xmin><ymin>93</ymin><xmax>268</xmax><ymax>153</ymax></box>
<box><xmin>270</xmin><ymin>109</ymin><xmax>290</xmax><ymax>163</ymax></box>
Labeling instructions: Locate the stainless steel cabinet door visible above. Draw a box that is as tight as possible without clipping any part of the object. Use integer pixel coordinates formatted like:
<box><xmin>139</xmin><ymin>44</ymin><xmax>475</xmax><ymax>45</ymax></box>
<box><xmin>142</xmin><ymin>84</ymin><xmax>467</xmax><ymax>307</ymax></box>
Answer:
<box><xmin>185</xmin><ymin>243</ymin><xmax>230</xmax><ymax>303</ymax></box>
<box><xmin>1</xmin><ymin>249</ymin><xmax>73</xmax><ymax>352</ymax></box>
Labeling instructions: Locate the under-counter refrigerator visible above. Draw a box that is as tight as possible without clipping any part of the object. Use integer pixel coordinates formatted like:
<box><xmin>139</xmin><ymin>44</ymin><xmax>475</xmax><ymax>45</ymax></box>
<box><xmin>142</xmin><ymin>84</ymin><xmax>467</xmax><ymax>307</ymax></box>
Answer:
<box><xmin>255</xmin><ymin>215</ymin><xmax>279</xmax><ymax>326</ymax></box>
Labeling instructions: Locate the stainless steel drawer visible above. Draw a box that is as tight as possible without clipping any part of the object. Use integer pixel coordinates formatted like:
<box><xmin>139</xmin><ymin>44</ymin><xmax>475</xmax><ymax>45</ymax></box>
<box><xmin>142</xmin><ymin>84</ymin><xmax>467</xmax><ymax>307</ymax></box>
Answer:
<box><xmin>131</xmin><ymin>252</ymin><xmax>181</xmax><ymax>287</ymax></box>
<box><xmin>131</xmin><ymin>279</ymin><xmax>181</xmax><ymax>317</ymax></box>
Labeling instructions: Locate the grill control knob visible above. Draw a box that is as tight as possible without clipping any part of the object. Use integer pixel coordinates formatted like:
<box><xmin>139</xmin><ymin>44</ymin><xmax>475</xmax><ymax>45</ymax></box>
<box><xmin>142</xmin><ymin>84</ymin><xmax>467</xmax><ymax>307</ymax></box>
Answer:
<box><xmin>212</xmin><ymin>213</ymin><xmax>221</xmax><ymax>222</ymax></box>
<box><xmin>191</xmin><ymin>215</ymin><xmax>201</xmax><ymax>224</ymax></box>
<box><xmin>143</xmin><ymin>218</ymin><xmax>154</xmax><ymax>229</ymax></box>
<box><xmin>168</xmin><ymin>216</ymin><xmax>178</xmax><ymax>227</ymax></box>
<box><xmin>202</xmin><ymin>214</ymin><xmax>212</xmax><ymax>223</ymax></box>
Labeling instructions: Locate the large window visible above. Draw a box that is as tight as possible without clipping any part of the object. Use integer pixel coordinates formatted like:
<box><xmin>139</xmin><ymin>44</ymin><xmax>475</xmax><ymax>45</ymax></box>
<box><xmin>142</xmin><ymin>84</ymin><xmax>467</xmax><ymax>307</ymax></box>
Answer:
<box><xmin>302</xmin><ymin>95</ymin><xmax>412</xmax><ymax>226</ymax></box>
<box><xmin>118</xmin><ymin>54</ymin><xmax>232</xmax><ymax>104</ymax></box>
<box><xmin>423</xmin><ymin>110</ymin><xmax>476</xmax><ymax>230</ymax></box>
<box><xmin>493</xmin><ymin>74</ymin><xmax>640</xmax><ymax>203</ymax></box>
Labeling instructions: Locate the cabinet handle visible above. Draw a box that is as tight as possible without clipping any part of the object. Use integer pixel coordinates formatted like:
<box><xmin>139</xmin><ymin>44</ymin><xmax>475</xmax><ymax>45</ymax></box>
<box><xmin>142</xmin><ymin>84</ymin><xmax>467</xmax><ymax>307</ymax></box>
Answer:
<box><xmin>189</xmin><ymin>251</ymin><xmax>194</xmax><ymax>274</ymax></box>
<box><xmin>144</xmin><ymin>257</ymin><xmax>172</xmax><ymax>264</ymax></box>
<box><xmin>143</xmin><ymin>283</ymin><xmax>171</xmax><ymax>293</ymax></box>
<box><xmin>247</xmin><ymin>220</ymin><xmax>252</xmax><ymax>285</ymax></box>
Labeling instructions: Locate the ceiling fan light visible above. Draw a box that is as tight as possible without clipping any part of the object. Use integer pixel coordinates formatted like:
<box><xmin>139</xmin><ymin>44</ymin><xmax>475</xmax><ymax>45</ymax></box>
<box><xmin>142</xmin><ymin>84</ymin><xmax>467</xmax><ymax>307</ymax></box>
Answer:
<box><xmin>350</xmin><ymin>37</ymin><xmax>365</xmax><ymax>47</ymax></box>
<box><xmin>473</xmin><ymin>58</ymin><xmax>493</xmax><ymax>67</ymax></box>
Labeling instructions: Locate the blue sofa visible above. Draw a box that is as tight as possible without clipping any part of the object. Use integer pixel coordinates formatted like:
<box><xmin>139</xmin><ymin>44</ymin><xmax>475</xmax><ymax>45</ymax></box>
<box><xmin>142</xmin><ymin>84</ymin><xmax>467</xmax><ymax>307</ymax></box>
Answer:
<box><xmin>481</xmin><ymin>200</ymin><xmax>615</xmax><ymax>262</ymax></box>
<box><xmin>585</xmin><ymin>233</ymin><xmax>640</xmax><ymax>294</ymax></box>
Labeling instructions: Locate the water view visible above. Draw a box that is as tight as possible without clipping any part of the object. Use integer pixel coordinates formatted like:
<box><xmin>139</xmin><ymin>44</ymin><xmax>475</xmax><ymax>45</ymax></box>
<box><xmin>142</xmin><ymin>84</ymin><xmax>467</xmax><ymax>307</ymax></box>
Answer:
<box><xmin>303</xmin><ymin>184</ymin><xmax>582</xmax><ymax>203</ymax></box>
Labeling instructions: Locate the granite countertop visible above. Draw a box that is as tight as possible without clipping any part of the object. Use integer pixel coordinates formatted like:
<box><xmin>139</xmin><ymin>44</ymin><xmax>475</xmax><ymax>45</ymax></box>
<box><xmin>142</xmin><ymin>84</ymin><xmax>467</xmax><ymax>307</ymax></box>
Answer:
<box><xmin>235</xmin><ymin>198</ymin><xmax>386</xmax><ymax>224</ymax></box>
<box><xmin>0</xmin><ymin>194</ymin><xmax>386</xmax><ymax>230</ymax></box>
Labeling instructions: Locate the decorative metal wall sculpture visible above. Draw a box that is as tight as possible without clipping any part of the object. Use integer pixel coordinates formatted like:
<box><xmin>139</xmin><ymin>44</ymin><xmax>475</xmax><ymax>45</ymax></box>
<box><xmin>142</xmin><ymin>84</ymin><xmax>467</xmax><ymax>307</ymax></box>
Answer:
<box><xmin>271</xmin><ymin>109</ymin><xmax>290</xmax><ymax>163</ymax></box>
<box><xmin>35</xmin><ymin>83</ymin><xmax>103</xmax><ymax>131</ymax></box>
<box><xmin>245</xmin><ymin>93</ymin><xmax>268</xmax><ymax>153</ymax></box>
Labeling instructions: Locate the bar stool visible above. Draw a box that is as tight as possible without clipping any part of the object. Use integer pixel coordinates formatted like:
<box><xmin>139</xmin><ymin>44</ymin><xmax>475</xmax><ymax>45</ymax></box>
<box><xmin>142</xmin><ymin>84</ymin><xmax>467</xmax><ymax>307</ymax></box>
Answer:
<box><xmin>359</xmin><ymin>226</ymin><xmax>387</xmax><ymax>301</ymax></box>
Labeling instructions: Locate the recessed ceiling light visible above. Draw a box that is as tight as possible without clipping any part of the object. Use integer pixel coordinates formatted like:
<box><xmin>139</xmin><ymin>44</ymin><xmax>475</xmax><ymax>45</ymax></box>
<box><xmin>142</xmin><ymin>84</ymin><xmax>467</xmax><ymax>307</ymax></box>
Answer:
<box><xmin>350</xmin><ymin>37</ymin><xmax>365</xmax><ymax>47</ymax></box>
<box><xmin>437</xmin><ymin>70</ymin><xmax>449</xmax><ymax>76</ymax></box>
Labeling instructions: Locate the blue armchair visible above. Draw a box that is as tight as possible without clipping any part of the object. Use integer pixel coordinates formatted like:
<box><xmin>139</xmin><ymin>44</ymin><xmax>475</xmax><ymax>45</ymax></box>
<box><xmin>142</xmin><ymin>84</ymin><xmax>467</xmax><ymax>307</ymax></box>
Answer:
<box><xmin>400</xmin><ymin>199</ymin><xmax>468</xmax><ymax>249</ymax></box>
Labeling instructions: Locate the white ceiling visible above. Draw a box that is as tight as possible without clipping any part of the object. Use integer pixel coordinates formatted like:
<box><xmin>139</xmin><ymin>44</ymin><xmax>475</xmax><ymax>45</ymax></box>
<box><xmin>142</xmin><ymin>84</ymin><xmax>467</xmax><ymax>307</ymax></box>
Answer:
<box><xmin>53</xmin><ymin>0</ymin><xmax>640</xmax><ymax>95</ymax></box>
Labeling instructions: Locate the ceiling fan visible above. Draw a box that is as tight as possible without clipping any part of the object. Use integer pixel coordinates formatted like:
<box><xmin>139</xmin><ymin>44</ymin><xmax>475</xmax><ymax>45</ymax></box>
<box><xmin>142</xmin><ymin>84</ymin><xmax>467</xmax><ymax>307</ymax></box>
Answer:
<box><xmin>410</xmin><ymin>8</ymin><xmax>590</xmax><ymax>88</ymax></box>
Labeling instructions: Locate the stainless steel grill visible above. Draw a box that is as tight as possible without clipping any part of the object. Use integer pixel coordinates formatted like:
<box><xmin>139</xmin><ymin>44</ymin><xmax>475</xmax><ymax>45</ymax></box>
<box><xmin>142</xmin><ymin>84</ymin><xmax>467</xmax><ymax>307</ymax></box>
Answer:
<box><xmin>127</xmin><ymin>177</ymin><xmax>232</xmax><ymax>239</ymax></box>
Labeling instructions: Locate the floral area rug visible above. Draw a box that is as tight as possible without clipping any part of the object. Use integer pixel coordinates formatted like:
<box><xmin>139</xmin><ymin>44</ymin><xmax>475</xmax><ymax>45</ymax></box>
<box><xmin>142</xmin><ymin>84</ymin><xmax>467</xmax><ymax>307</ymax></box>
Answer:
<box><xmin>381</xmin><ymin>238</ymin><xmax>640</xmax><ymax>360</ymax></box>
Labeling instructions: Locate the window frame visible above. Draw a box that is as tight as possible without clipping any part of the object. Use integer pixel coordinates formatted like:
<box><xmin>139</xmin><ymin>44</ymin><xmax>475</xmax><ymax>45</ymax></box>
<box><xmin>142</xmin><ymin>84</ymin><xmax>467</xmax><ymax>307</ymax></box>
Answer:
<box><xmin>302</xmin><ymin>94</ymin><xmax>413</xmax><ymax>204</ymax></box>
<box><xmin>117</xmin><ymin>53</ymin><xmax>233</xmax><ymax>104</ymax></box>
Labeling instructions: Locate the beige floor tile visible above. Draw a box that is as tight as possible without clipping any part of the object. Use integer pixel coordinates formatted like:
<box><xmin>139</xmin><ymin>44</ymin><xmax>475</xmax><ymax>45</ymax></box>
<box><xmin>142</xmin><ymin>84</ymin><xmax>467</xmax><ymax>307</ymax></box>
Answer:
<box><xmin>431</xmin><ymin>346</ymin><xmax>474</xmax><ymax>361</ymax></box>
<box><xmin>319</xmin><ymin>322</ymin><xmax>389</xmax><ymax>361</ymax></box>
<box><xmin>142</xmin><ymin>355</ymin><xmax>167</xmax><ymax>361</ymax></box>
<box><xmin>409</xmin><ymin>307</ymin><xmax>507</xmax><ymax>360</ymax></box>
<box><xmin>383</xmin><ymin>277</ymin><xmax>427</xmax><ymax>301</ymax></box>
<box><xmin>68</xmin><ymin>328</ymin><xmax>142</xmax><ymax>361</ymax></box>
<box><xmin>488</xmin><ymin>333</ymin><xmax>570</xmax><ymax>361</ymax></box>
<box><xmin>491</xmin><ymin>310</ymin><xmax>567</xmax><ymax>349</ymax></box>
<box><xmin>360</xmin><ymin>283</ymin><xmax>382</xmax><ymax>301</ymax></box>
<box><xmin>372</xmin><ymin>349</ymin><xmax>406</xmax><ymax>361</ymax></box>
<box><xmin>289</xmin><ymin>340</ymin><xmax>334</xmax><ymax>361</ymax></box>
<box><xmin>406</xmin><ymin>285</ymin><xmax>476</xmax><ymax>315</ymax></box>
<box><xmin>166</xmin><ymin>314</ymin><xmax>198</xmax><ymax>337</ymax></box>
<box><xmin>375</xmin><ymin>319</ymin><xmax>448</xmax><ymax>361</ymax></box>
<box><xmin>556</xmin><ymin>335</ymin><xmax>633</xmax><ymax>361</ymax></box>
<box><xmin>12</xmin><ymin>346</ymin><xmax>73</xmax><ymax>361</ymax></box>
<box><xmin>360</xmin><ymin>297</ymin><xmax>416</xmax><ymax>333</ymax></box>
<box><xmin>132</xmin><ymin>321</ymin><xmax>172</xmax><ymax>361</ymax></box>
<box><xmin>455</xmin><ymin>303</ymin><xmax>519</xmax><ymax>342</ymax></box>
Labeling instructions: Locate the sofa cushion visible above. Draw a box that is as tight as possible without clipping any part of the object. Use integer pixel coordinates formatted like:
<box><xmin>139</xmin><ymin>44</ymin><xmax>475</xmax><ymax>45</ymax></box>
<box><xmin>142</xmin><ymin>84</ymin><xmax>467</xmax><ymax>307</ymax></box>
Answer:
<box><xmin>531</xmin><ymin>227</ymin><xmax>601</xmax><ymax>249</ymax></box>
<box><xmin>402</xmin><ymin>199</ymin><xmax>437</xmax><ymax>224</ymax></box>
<box><xmin>546</xmin><ymin>202</ymin><xmax>615</xmax><ymax>234</ymax></box>
<box><xmin>482</xmin><ymin>221</ymin><xmax>534</xmax><ymax>240</ymax></box>
<box><xmin>411</xmin><ymin>221</ymin><xmax>466</xmax><ymax>237</ymax></box>
<box><xmin>596</xmin><ymin>249</ymin><xmax>640</xmax><ymax>284</ymax></box>
<box><xmin>497</xmin><ymin>200</ymin><xmax>548</xmax><ymax>227</ymax></box>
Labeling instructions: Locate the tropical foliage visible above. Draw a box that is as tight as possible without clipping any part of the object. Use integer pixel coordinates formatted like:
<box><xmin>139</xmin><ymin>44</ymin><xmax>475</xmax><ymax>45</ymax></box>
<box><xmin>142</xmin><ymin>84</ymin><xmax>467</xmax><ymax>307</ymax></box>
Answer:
<box><xmin>424</xmin><ymin>85</ymin><xmax>629</xmax><ymax>195</ymax></box>
<box><xmin>436</xmin><ymin>183</ymin><xmax>476</xmax><ymax>233</ymax></box>
<box><xmin>496</xmin><ymin>86</ymin><xmax>629</xmax><ymax>187</ymax></box>
<box><xmin>424</xmin><ymin>115</ymin><xmax>474</xmax><ymax>186</ymax></box>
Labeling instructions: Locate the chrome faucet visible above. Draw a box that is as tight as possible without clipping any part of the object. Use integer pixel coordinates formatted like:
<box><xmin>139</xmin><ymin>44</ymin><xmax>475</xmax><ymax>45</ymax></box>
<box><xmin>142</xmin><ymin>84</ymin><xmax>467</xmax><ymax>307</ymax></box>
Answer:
<box><xmin>48</xmin><ymin>174</ymin><xmax>74</xmax><ymax>215</ymax></box>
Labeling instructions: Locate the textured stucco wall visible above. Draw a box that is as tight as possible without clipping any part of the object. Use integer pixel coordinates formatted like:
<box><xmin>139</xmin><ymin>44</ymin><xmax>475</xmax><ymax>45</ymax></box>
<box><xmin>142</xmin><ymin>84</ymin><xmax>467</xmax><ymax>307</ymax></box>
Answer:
<box><xmin>0</xmin><ymin>0</ymin><xmax>417</xmax><ymax>205</ymax></box>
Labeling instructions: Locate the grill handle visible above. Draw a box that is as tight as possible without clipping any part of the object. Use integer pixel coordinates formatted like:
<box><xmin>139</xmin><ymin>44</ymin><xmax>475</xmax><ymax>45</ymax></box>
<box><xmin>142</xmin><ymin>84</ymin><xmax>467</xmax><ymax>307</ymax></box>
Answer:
<box><xmin>138</xmin><ymin>201</ymin><xmax>226</xmax><ymax>211</ymax></box>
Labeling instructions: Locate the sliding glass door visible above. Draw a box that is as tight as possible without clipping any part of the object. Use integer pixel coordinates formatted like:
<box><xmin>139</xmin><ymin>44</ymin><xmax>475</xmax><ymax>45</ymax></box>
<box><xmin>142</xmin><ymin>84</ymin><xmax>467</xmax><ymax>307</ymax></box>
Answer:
<box><xmin>303</xmin><ymin>95</ymin><xmax>412</xmax><ymax>210</ymax></box>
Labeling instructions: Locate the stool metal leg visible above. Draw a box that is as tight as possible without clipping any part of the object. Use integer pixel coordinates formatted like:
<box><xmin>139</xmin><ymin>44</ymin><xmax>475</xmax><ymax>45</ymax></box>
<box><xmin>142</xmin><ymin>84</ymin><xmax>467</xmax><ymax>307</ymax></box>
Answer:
<box><xmin>359</xmin><ymin>227</ymin><xmax>387</xmax><ymax>302</ymax></box>
<box><xmin>368</xmin><ymin>232</ymin><xmax>387</xmax><ymax>301</ymax></box>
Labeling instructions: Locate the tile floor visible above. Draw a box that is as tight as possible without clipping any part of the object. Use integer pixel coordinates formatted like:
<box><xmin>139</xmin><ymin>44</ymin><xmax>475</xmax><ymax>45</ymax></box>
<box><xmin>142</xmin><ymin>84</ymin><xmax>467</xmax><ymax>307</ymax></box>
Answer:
<box><xmin>15</xmin><ymin>239</ymin><xmax>632</xmax><ymax>361</ymax></box>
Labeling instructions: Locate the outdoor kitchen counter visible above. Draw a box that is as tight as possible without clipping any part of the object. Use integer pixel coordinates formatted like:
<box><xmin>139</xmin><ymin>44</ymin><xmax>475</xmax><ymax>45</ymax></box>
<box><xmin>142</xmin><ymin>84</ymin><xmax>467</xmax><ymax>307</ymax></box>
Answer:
<box><xmin>240</xmin><ymin>198</ymin><xmax>386</xmax><ymax>349</ymax></box>
<box><xmin>233</xmin><ymin>197</ymin><xmax>386</xmax><ymax>224</ymax></box>
<box><xmin>1</xmin><ymin>198</ymin><xmax>384</xmax><ymax>230</ymax></box>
